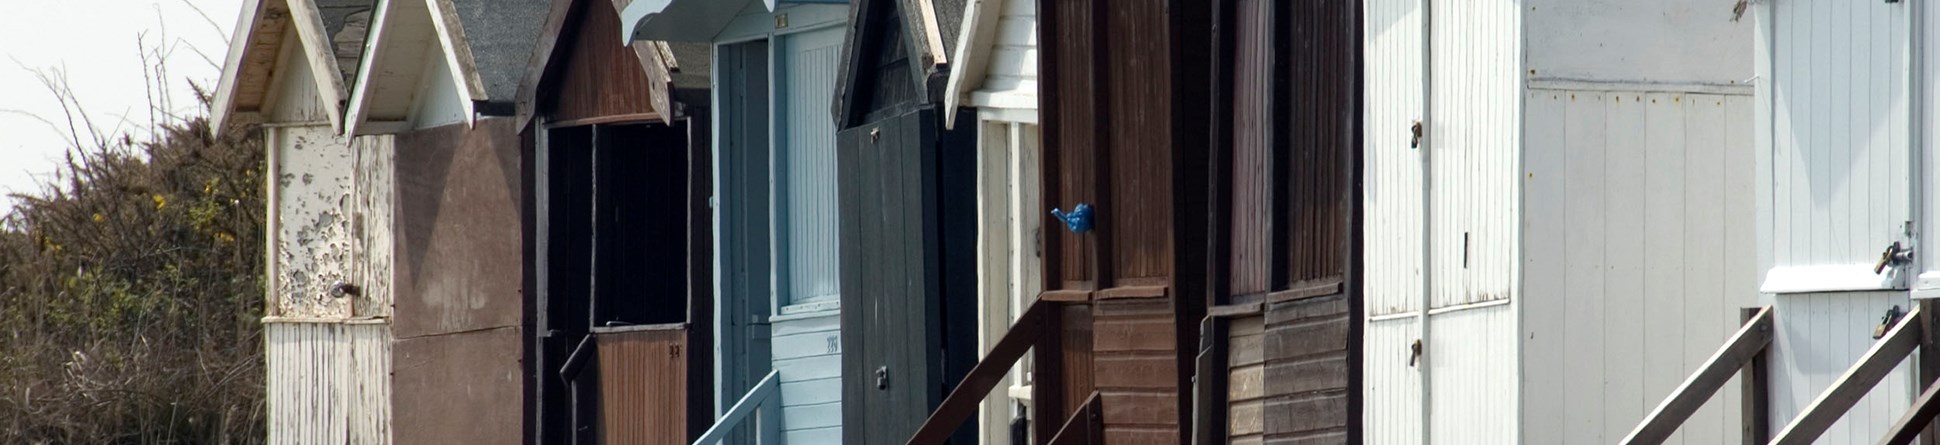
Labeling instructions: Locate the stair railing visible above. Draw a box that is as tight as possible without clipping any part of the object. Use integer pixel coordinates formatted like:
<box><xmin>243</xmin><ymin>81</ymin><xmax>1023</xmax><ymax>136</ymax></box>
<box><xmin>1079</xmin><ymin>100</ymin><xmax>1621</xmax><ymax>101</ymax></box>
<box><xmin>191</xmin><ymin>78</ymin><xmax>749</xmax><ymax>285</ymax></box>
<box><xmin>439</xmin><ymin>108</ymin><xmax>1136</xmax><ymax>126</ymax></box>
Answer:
<box><xmin>907</xmin><ymin>299</ymin><xmax>1061</xmax><ymax>445</ymax></box>
<box><xmin>1620</xmin><ymin>306</ymin><xmax>1775</xmax><ymax>445</ymax></box>
<box><xmin>692</xmin><ymin>370</ymin><xmax>783</xmax><ymax>445</ymax></box>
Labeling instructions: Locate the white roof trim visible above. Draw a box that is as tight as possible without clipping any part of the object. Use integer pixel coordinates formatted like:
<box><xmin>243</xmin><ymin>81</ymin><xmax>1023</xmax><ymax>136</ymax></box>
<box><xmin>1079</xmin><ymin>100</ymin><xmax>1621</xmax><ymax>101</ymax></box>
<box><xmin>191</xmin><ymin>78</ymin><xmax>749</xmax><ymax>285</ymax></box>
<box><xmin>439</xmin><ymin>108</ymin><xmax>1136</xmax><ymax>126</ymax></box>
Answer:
<box><xmin>345</xmin><ymin>0</ymin><xmax>485</xmax><ymax>135</ymax></box>
<box><xmin>942</xmin><ymin>0</ymin><xmax>1003</xmax><ymax>129</ymax></box>
<box><xmin>211</xmin><ymin>0</ymin><xmax>349</xmax><ymax>131</ymax></box>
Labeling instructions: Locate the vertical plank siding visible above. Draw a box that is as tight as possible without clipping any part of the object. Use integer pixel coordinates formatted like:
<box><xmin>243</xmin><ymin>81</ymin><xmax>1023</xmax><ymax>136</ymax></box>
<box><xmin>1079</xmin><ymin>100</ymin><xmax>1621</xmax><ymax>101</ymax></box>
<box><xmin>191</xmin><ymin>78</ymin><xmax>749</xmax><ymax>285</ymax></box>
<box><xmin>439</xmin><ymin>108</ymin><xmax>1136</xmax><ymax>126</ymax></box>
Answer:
<box><xmin>267</xmin><ymin>322</ymin><xmax>392</xmax><ymax>445</ymax></box>
<box><xmin>1766</xmin><ymin>0</ymin><xmax>1910</xmax><ymax>279</ymax></box>
<box><xmin>544</xmin><ymin>0</ymin><xmax>659</xmax><ymax>123</ymax></box>
<box><xmin>271</xmin><ymin>125</ymin><xmax>357</xmax><ymax>319</ymax></box>
<box><xmin>780</xmin><ymin>27</ymin><xmax>845</xmax><ymax>305</ymax></box>
<box><xmin>595</xmin><ymin>329</ymin><xmax>688</xmax><ymax>445</ymax></box>
<box><xmin>1036</xmin><ymin>0</ymin><xmax>1213</xmax><ymax>441</ymax></box>
<box><xmin>1520</xmin><ymin>90</ymin><xmax>1758</xmax><ymax>444</ymax></box>
<box><xmin>1768</xmin><ymin>292</ymin><xmax>1914</xmax><ymax>444</ymax></box>
<box><xmin>1212</xmin><ymin>0</ymin><xmax>1361</xmax><ymax>442</ymax></box>
<box><xmin>1361</xmin><ymin>0</ymin><xmax>1427</xmax><ymax>439</ymax></box>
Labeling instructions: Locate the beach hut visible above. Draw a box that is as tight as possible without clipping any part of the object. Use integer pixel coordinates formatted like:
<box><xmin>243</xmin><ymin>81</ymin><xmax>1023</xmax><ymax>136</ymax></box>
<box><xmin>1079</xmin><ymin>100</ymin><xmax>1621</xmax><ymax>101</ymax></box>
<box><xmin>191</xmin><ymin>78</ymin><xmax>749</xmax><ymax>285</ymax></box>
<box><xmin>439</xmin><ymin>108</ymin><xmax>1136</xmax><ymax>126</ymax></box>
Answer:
<box><xmin>939</xmin><ymin>0</ymin><xmax>1043</xmax><ymax>442</ymax></box>
<box><xmin>336</xmin><ymin>0</ymin><xmax>547</xmax><ymax>442</ymax></box>
<box><xmin>620</xmin><ymin>0</ymin><xmax>855</xmax><ymax>441</ymax></box>
<box><xmin>210</xmin><ymin>0</ymin><xmax>390</xmax><ymax>442</ymax></box>
<box><xmin>1199</xmin><ymin>0</ymin><xmax>1363</xmax><ymax>442</ymax></box>
<box><xmin>1360</xmin><ymin>0</ymin><xmax>1758</xmax><ymax>442</ymax></box>
<box><xmin>514</xmin><ymin>0</ymin><xmax>713</xmax><ymax>443</ymax></box>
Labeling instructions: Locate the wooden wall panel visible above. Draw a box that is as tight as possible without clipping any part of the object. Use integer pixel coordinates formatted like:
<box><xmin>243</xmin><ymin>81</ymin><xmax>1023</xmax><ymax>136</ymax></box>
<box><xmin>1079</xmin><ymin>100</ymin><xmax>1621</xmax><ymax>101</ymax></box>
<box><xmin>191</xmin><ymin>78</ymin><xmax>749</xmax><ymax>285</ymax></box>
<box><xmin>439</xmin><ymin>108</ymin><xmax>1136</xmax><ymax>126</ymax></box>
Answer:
<box><xmin>392</xmin><ymin>118</ymin><xmax>524</xmax><ymax>340</ymax></box>
<box><xmin>1227</xmin><ymin>0</ymin><xmax>1275</xmax><ymax>298</ymax></box>
<box><xmin>595</xmin><ymin>328</ymin><xmax>688</xmax><ymax>445</ymax></box>
<box><xmin>1284</xmin><ymin>0</ymin><xmax>1354</xmax><ymax>287</ymax></box>
<box><xmin>1263</xmin><ymin>294</ymin><xmax>1352</xmax><ymax>441</ymax></box>
<box><xmin>1043</xmin><ymin>0</ymin><xmax>1097</xmax><ymax>289</ymax></box>
<box><xmin>544</xmin><ymin>0</ymin><xmax>658</xmax><ymax>124</ymax></box>
<box><xmin>1101</xmin><ymin>0</ymin><xmax>1174</xmax><ymax>284</ymax></box>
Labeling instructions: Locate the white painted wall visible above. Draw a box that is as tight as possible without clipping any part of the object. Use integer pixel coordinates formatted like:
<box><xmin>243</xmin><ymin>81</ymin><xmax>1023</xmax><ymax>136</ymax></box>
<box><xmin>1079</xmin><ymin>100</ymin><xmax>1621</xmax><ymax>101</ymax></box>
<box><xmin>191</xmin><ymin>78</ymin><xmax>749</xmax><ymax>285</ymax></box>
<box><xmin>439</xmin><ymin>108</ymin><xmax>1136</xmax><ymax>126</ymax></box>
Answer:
<box><xmin>1362</xmin><ymin>0</ymin><xmax>1427</xmax><ymax>438</ymax></box>
<box><xmin>1521</xmin><ymin>89</ymin><xmax>1759</xmax><ymax>445</ymax></box>
<box><xmin>1524</xmin><ymin>0</ymin><xmax>1753</xmax><ymax>85</ymax></box>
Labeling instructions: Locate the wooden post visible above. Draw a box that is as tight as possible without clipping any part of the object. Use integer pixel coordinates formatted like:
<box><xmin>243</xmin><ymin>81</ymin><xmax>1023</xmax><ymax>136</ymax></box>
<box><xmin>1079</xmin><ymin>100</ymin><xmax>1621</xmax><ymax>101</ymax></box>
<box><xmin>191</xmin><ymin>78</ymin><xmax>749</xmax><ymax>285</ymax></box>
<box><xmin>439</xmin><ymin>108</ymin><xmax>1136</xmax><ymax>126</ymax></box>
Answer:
<box><xmin>1743</xmin><ymin>307</ymin><xmax>1770</xmax><ymax>445</ymax></box>
<box><xmin>1620</xmin><ymin>307</ymin><xmax>1773</xmax><ymax>445</ymax></box>
<box><xmin>1034</xmin><ymin>304</ymin><xmax>1066</xmax><ymax>445</ymax></box>
<box><xmin>1921</xmin><ymin>299</ymin><xmax>1939</xmax><ymax>445</ymax></box>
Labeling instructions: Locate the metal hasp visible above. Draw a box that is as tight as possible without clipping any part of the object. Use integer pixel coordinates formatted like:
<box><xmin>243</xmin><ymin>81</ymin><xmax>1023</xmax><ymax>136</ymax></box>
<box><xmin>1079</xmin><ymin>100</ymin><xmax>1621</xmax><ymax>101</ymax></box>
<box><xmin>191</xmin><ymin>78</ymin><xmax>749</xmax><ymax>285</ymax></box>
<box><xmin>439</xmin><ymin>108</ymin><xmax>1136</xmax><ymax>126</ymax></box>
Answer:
<box><xmin>1878</xmin><ymin>241</ymin><xmax>1914</xmax><ymax>274</ymax></box>
<box><xmin>1050</xmin><ymin>203</ymin><xmax>1094</xmax><ymax>234</ymax></box>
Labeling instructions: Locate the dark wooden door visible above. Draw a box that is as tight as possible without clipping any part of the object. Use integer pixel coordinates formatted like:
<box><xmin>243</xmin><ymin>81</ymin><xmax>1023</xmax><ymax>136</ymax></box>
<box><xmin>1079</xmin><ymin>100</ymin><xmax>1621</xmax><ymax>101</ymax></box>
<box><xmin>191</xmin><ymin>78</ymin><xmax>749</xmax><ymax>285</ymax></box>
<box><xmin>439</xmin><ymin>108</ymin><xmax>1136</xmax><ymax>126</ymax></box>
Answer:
<box><xmin>1207</xmin><ymin>0</ymin><xmax>1361</xmax><ymax>441</ymax></box>
<box><xmin>839</xmin><ymin>110</ymin><xmax>935</xmax><ymax>444</ymax></box>
<box><xmin>838</xmin><ymin>108</ymin><xmax>980</xmax><ymax>445</ymax></box>
<box><xmin>1035</xmin><ymin>0</ymin><xmax>1212</xmax><ymax>442</ymax></box>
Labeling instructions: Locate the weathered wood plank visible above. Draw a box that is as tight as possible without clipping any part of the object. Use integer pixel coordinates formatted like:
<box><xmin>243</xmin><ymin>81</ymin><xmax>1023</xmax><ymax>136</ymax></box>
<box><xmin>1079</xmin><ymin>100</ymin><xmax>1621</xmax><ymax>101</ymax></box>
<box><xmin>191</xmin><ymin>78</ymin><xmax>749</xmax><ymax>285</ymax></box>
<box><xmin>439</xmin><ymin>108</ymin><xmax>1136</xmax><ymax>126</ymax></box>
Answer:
<box><xmin>1619</xmin><ymin>306</ymin><xmax>1773</xmax><ymax>445</ymax></box>
<box><xmin>906</xmin><ymin>299</ymin><xmax>1053</xmax><ymax>445</ymax></box>
<box><xmin>1769</xmin><ymin>306</ymin><xmax>1922</xmax><ymax>445</ymax></box>
<box><xmin>1878</xmin><ymin>375</ymin><xmax>1940</xmax><ymax>445</ymax></box>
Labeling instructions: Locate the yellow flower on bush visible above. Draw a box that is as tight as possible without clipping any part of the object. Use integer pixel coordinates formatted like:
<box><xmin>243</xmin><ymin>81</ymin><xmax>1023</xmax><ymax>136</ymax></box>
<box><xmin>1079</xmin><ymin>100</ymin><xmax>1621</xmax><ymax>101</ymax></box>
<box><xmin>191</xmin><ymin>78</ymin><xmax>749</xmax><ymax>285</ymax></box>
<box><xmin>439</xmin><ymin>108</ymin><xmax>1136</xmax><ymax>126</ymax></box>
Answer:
<box><xmin>152</xmin><ymin>194</ymin><xmax>166</xmax><ymax>210</ymax></box>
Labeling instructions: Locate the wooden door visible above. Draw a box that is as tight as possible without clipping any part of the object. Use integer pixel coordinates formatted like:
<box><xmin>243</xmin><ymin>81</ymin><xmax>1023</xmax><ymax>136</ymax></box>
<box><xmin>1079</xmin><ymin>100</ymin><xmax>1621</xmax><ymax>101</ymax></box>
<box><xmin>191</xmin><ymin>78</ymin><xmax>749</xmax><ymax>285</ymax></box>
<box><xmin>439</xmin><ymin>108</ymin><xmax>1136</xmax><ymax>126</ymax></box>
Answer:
<box><xmin>595</xmin><ymin>329</ymin><xmax>687</xmax><ymax>445</ymax></box>
<box><xmin>839</xmin><ymin>110</ymin><xmax>939</xmax><ymax>444</ymax></box>
<box><xmin>1209</xmin><ymin>0</ymin><xmax>1360</xmax><ymax>441</ymax></box>
<box><xmin>1035</xmin><ymin>0</ymin><xmax>1212</xmax><ymax>442</ymax></box>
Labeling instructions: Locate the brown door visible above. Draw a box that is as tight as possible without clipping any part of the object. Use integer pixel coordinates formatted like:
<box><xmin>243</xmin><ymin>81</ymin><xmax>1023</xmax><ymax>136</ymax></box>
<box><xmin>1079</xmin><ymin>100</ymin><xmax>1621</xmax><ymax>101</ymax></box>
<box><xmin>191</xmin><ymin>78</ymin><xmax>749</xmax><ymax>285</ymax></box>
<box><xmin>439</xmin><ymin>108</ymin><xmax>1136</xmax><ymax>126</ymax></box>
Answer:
<box><xmin>595</xmin><ymin>329</ymin><xmax>687</xmax><ymax>445</ymax></box>
<box><xmin>1034</xmin><ymin>0</ymin><xmax>1213</xmax><ymax>443</ymax></box>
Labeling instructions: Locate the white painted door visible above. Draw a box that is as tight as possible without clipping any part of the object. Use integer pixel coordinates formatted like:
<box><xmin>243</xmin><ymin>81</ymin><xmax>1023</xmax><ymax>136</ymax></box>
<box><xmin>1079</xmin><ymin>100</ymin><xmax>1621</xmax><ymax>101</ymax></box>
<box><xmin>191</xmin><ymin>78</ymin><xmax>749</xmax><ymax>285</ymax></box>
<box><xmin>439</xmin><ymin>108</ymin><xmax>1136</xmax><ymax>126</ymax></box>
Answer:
<box><xmin>1363</xmin><ymin>0</ymin><xmax>1428</xmax><ymax>439</ymax></box>
<box><xmin>1764</xmin><ymin>0</ymin><xmax>1913</xmax><ymax>294</ymax></box>
<box><xmin>1365</xmin><ymin>0</ymin><xmax>1521</xmax><ymax>441</ymax></box>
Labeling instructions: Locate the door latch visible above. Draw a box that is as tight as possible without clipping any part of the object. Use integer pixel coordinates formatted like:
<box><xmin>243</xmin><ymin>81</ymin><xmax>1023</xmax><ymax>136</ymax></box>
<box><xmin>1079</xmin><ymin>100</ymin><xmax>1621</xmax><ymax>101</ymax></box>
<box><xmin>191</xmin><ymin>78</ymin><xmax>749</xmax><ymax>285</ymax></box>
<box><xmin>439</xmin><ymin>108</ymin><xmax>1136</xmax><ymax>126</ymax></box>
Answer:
<box><xmin>1875</xmin><ymin>241</ymin><xmax>1914</xmax><ymax>274</ymax></box>
<box><xmin>875</xmin><ymin>366</ymin><xmax>890</xmax><ymax>390</ymax></box>
<box><xmin>1408</xmin><ymin>339</ymin><xmax>1423</xmax><ymax>367</ymax></box>
<box><xmin>1410</xmin><ymin>120</ymin><xmax>1424</xmax><ymax>149</ymax></box>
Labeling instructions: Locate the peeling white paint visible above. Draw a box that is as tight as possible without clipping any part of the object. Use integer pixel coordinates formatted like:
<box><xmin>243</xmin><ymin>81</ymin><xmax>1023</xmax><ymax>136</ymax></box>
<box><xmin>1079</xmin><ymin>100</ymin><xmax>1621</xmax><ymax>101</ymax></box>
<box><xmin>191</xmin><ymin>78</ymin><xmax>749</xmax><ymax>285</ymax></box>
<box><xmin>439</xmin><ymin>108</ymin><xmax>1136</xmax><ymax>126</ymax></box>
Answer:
<box><xmin>273</xmin><ymin>125</ymin><xmax>358</xmax><ymax>318</ymax></box>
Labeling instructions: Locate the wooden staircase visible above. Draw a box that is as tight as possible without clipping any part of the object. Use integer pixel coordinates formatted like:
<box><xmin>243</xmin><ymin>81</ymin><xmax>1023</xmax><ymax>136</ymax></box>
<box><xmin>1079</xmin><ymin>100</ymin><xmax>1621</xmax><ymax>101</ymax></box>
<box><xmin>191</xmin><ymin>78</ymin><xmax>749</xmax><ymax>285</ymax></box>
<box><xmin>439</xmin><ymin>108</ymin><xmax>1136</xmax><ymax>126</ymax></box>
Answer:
<box><xmin>906</xmin><ymin>299</ymin><xmax>1102</xmax><ymax>445</ymax></box>
<box><xmin>1625</xmin><ymin>303</ymin><xmax>1940</xmax><ymax>445</ymax></box>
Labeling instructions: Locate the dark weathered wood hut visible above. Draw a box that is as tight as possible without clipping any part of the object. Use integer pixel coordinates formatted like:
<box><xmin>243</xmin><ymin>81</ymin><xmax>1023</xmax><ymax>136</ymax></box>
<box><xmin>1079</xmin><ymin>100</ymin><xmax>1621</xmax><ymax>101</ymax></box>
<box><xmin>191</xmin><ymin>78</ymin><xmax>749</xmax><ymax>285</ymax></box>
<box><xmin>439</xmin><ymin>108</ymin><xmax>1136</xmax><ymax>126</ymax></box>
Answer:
<box><xmin>515</xmin><ymin>0</ymin><xmax>714</xmax><ymax>443</ymax></box>
<box><xmin>827</xmin><ymin>1</ymin><xmax>981</xmax><ymax>444</ymax></box>
<box><xmin>1200</xmin><ymin>0</ymin><xmax>1363</xmax><ymax>442</ymax></box>
<box><xmin>909</xmin><ymin>1</ymin><xmax>1218</xmax><ymax>443</ymax></box>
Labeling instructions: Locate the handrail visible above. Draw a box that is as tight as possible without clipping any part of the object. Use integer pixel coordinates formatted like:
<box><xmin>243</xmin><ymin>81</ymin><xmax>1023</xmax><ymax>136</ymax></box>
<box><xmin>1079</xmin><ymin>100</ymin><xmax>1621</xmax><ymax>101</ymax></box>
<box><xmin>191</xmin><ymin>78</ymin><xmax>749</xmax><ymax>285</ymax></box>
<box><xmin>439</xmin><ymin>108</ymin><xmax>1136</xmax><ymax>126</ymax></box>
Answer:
<box><xmin>1620</xmin><ymin>306</ymin><xmax>1774</xmax><ymax>445</ymax></box>
<box><xmin>1045</xmin><ymin>392</ymin><xmax>1103</xmax><ymax>445</ymax></box>
<box><xmin>1770</xmin><ymin>306</ymin><xmax>1923</xmax><ymax>445</ymax></box>
<box><xmin>907</xmin><ymin>299</ymin><xmax>1059</xmax><ymax>445</ymax></box>
<box><xmin>1879</xmin><ymin>374</ymin><xmax>1940</xmax><ymax>445</ymax></box>
<box><xmin>692</xmin><ymin>370</ymin><xmax>783</xmax><ymax>445</ymax></box>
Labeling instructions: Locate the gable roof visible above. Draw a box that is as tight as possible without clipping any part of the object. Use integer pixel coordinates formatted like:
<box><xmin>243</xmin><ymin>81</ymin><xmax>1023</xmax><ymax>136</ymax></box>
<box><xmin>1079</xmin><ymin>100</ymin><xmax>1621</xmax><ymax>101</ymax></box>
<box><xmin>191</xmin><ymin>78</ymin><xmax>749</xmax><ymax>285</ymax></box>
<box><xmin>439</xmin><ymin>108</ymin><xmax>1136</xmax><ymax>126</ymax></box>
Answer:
<box><xmin>831</xmin><ymin>0</ymin><xmax>966</xmax><ymax>129</ymax></box>
<box><xmin>516</xmin><ymin>0</ymin><xmax>705</xmax><ymax>128</ymax></box>
<box><xmin>343</xmin><ymin>0</ymin><xmax>549</xmax><ymax>135</ymax></box>
<box><xmin>211</xmin><ymin>0</ymin><xmax>374</xmax><ymax>131</ymax></box>
<box><xmin>940</xmin><ymin>0</ymin><xmax>1035</xmax><ymax>127</ymax></box>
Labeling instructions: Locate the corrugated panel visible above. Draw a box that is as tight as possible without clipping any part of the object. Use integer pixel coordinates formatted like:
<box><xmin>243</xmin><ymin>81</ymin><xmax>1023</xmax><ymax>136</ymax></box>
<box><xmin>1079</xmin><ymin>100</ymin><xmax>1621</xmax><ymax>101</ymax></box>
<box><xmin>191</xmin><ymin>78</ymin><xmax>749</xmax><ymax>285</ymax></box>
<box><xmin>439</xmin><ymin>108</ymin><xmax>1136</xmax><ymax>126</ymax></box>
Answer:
<box><xmin>781</xmin><ymin>27</ymin><xmax>844</xmax><ymax>304</ymax></box>
<box><xmin>1363</xmin><ymin>0</ymin><xmax>1424</xmax><ymax>317</ymax></box>
<box><xmin>1363</xmin><ymin>316</ymin><xmax>1422</xmax><ymax>444</ymax></box>
<box><xmin>1767</xmin><ymin>0</ymin><xmax>1910</xmax><ymax>278</ymax></box>
<box><xmin>1361</xmin><ymin>0</ymin><xmax>1425</xmax><ymax>438</ymax></box>
<box><xmin>596</xmin><ymin>329</ymin><xmax>689</xmax><ymax>445</ymax></box>
<box><xmin>273</xmin><ymin>125</ymin><xmax>356</xmax><ymax>319</ymax></box>
<box><xmin>1228</xmin><ymin>0</ymin><xmax>1273</xmax><ymax>297</ymax></box>
<box><xmin>1283</xmin><ymin>0</ymin><xmax>1356</xmax><ymax>288</ymax></box>
<box><xmin>1767</xmin><ymin>292</ymin><xmax>1913</xmax><ymax>444</ymax></box>
<box><xmin>773</xmin><ymin>313</ymin><xmax>843</xmax><ymax>436</ymax></box>
<box><xmin>1428</xmin><ymin>0</ymin><xmax>1518</xmax><ymax>308</ymax></box>
<box><xmin>1520</xmin><ymin>90</ymin><xmax>1758</xmax><ymax>445</ymax></box>
<box><xmin>1426</xmin><ymin>304</ymin><xmax>1517</xmax><ymax>443</ymax></box>
<box><xmin>1101</xmin><ymin>0</ymin><xmax>1173</xmax><ymax>284</ymax></box>
<box><xmin>267</xmin><ymin>322</ymin><xmax>391</xmax><ymax>445</ymax></box>
<box><xmin>546</xmin><ymin>0</ymin><xmax>658</xmax><ymax>123</ymax></box>
<box><xmin>1043</xmin><ymin>0</ymin><xmax>1096</xmax><ymax>288</ymax></box>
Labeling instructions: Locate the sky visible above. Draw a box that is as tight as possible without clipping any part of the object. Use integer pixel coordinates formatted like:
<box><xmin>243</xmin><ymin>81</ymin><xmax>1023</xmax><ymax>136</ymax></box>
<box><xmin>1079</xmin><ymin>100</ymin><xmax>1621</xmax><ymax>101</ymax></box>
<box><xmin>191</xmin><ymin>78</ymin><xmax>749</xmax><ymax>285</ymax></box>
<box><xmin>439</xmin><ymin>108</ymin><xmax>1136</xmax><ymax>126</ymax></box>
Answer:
<box><xmin>0</xmin><ymin>0</ymin><xmax>244</xmax><ymax>212</ymax></box>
